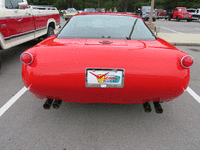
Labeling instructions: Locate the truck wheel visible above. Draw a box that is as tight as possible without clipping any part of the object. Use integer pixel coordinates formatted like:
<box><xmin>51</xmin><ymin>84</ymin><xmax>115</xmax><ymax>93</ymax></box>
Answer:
<box><xmin>187</xmin><ymin>19</ymin><xmax>191</xmax><ymax>22</ymax></box>
<box><xmin>42</xmin><ymin>27</ymin><xmax>55</xmax><ymax>39</ymax></box>
<box><xmin>47</xmin><ymin>27</ymin><xmax>54</xmax><ymax>37</ymax></box>
<box><xmin>153</xmin><ymin>18</ymin><xmax>156</xmax><ymax>22</ymax></box>
<box><xmin>176</xmin><ymin>16</ymin><xmax>180</xmax><ymax>22</ymax></box>
<box><xmin>168</xmin><ymin>17</ymin><xmax>171</xmax><ymax>21</ymax></box>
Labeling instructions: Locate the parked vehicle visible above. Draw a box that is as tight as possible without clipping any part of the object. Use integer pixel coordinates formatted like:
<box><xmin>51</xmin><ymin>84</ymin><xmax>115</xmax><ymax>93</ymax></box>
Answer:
<box><xmin>21</xmin><ymin>13</ymin><xmax>194</xmax><ymax>113</ymax></box>
<box><xmin>136</xmin><ymin>6</ymin><xmax>157</xmax><ymax>21</ymax></box>
<box><xmin>29</xmin><ymin>5</ymin><xmax>57</xmax><ymax>10</ymax></box>
<box><xmin>156</xmin><ymin>9</ymin><xmax>168</xmax><ymax>19</ymax></box>
<box><xmin>166</xmin><ymin>9</ymin><xmax>174</xmax><ymax>20</ymax></box>
<box><xmin>77</xmin><ymin>10</ymin><xmax>83</xmax><ymax>13</ymax></box>
<box><xmin>83</xmin><ymin>8</ymin><xmax>95</xmax><ymax>13</ymax></box>
<box><xmin>63</xmin><ymin>8</ymin><xmax>78</xmax><ymax>20</ymax></box>
<box><xmin>0</xmin><ymin>0</ymin><xmax>60</xmax><ymax>50</ymax></box>
<box><xmin>188</xmin><ymin>8</ymin><xmax>200</xmax><ymax>22</ymax></box>
<box><xmin>187</xmin><ymin>8</ymin><xmax>198</xmax><ymax>21</ymax></box>
<box><xmin>168</xmin><ymin>7</ymin><xmax>192</xmax><ymax>22</ymax></box>
<box><xmin>95</xmin><ymin>8</ymin><xmax>105</xmax><ymax>12</ymax></box>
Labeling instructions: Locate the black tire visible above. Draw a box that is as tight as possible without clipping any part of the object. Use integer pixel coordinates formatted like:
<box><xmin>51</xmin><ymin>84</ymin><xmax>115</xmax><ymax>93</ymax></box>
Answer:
<box><xmin>153</xmin><ymin>18</ymin><xmax>156</xmax><ymax>22</ymax></box>
<box><xmin>47</xmin><ymin>26</ymin><xmax>54</xmax><ymax>37</ymax></box>
<box><xmin>168</xmin><ymin>17</ymin><xmax>171</xmax><ymax>21</ymax></box>
<box><xmin>187</xmin><ymin>19</ymin><xmax>191</xmax><ymax>22</ymax></box>
<box><xmin>176</xmin><ymin>16</ymin><xmax>180</xmax><ymax>22</ymax></box>
<box><xmin>43</xmin><ymin>26</ymin><xmax>54</xmax><ymax>39</ymax></box>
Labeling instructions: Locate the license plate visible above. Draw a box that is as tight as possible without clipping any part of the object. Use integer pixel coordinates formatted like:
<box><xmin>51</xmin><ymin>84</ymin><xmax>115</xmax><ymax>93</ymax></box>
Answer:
<box><xmin>85</xmin><ymin>68</ymin><xmax>125</xmax><ymax>88</ymax></box>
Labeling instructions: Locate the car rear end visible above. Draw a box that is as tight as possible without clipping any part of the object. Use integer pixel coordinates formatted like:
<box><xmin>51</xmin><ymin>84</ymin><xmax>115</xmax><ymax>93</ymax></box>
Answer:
<box><xmin>21</xmin><ymin>38</ymin><xmax>193</xmax><ymax>104</ymax></box>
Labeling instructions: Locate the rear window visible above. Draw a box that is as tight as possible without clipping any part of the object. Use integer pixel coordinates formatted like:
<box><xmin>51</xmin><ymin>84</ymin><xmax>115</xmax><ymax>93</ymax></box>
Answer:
<box><xmin>57</xmin><ymin>15</ymin><xmax>156</xmax><ymax>41</ymax></box>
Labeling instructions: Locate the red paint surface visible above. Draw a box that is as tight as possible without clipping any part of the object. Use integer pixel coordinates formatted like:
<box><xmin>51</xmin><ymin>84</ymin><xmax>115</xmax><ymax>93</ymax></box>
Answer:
<box><xmin>22</xmin><ymin>36</ymin><xmax>191</xmax><ymax>103</ymax></box>
<box><xmin>0</xmin><ymin>14</ymin><xmax>60</xmax><ymax>38</ymax></box>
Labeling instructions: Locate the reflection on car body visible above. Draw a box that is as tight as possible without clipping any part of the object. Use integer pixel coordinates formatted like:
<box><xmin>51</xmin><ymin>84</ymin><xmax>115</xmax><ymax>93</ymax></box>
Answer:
<box><xmin>21</xmin><ymin>13</ymin><xmax>194</xmax><ymax>113</ymax></box>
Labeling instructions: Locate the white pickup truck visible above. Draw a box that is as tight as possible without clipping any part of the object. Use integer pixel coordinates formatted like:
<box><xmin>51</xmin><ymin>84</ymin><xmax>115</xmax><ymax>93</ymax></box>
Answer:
<box><xmin>192</xmin><ymin>8</ymin><xmax>200</xmax><ymax>22</ymax></box>
<box><xmin>0</xmin><ymin>0</ymin><xmax>60</xmax><ymax>50</ymax></box>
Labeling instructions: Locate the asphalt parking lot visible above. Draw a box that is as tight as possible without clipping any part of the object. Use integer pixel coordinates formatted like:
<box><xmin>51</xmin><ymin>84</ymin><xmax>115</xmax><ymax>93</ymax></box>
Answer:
<box><xmin>0</xmin><ymin>18</ymin><xmax>200</xmax><ymax>150</ymax></box>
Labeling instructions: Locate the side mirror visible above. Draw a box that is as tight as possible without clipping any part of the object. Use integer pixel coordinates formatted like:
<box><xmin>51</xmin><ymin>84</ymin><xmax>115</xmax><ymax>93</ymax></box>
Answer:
<box><xmin>18</xmin><ymin>2</ymin><xmax>28</xmax><ymax>9</ymax></box>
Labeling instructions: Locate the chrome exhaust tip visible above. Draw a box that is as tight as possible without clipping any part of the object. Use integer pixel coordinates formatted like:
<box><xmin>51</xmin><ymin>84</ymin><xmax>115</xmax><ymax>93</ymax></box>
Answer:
<box><xmin>143</xmin><ymin>102</ymin><xmax>152</xmax><ymax>113</ymax></box>
<box><xmin>43</xmin><ymin>98</ymin><xmax>54</xmax><ymax>109</ymax></box>
<box><xmin>52</xmin><ymin>99</ymin><xmax>62</xmax><ymax>109</ymax></box>
<box><xmin>153</xmin><ymin>102</ymin><xmax>163</xmax><ymax>114</ymax></box>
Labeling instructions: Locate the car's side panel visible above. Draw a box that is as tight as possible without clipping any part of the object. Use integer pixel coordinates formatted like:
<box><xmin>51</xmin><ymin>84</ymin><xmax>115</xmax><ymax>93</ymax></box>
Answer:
<box><xmin>0</xmin><ymin>6</ymin><xmax>35</xmax><ymax>49</ymax></box>
<box><xmin>0</xmin><ymin>0</ymin><xmax>60</xmax><ymax>49</ymax></box>
<box><xmin>6</xmin><ymin>9</ymin><xmax>35</xmax><ymax>38</ymax></box>
<box><xmin>31</xmin><ymin>9</ymin><xmax>60</xmax><ymax>38</ymax></box>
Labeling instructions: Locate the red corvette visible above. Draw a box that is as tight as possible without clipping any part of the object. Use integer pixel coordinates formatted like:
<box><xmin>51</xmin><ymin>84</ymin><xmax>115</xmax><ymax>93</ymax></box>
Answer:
<box><xmin>21</xmin><ymin>13</ymin><xmax>194</xmax><ymax>113</ymax></box>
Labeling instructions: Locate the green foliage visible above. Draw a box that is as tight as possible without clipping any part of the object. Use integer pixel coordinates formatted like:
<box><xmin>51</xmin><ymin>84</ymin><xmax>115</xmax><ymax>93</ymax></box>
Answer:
<box><xmin>27</xmin><ymin>0</ymin><xmax>200</xmax><ymax>12</ymax></box>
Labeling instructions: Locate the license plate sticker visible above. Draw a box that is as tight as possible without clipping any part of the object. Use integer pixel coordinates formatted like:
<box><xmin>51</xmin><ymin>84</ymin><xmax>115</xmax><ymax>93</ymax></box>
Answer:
<box><xmin>85</xmin><ymin>68</ymin><xmax>125</xmax><ymax>88</ymax></box>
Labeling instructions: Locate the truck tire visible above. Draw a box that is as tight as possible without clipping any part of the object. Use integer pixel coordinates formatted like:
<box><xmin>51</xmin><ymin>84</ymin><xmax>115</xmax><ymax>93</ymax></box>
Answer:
<box><xmin>42</xmin><ymin>26</ymin><xmax>55</xmax><ymax>39</ymax></box>
<box><xmin>168</xmin><ymin>17</ymin><xmax>171</xmax><ymax>21</ymax></box>
<box><xmin>153</xmin><ymin>18</ymin><xmax>156</xmax><ymax>22</ymax></box>
<box><xmin>47</xmin><ymin>27</ymin><xmax>54</xmax><ymax>37</ymax></box>
<box><xmin>176</xmin><ymin>16</ymin><xmax>180</xmax><ymax>22</ymax></box>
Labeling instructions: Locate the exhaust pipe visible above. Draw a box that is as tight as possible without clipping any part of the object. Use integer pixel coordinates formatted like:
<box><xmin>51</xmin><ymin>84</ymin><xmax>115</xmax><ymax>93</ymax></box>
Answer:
<box><xmin>143</xmin><ymin>102</ymin><xmax>152</xmax><ymax>113</ymax></box>
<box><xmin>153</xmin><ymin>102</ymin><xmax>163</xmax><ymax>114</ymax></box>
<box><xmin>52</xmin><ymin>99</ymin><xmax>62</xmax><ymax>109</ymax></box>
<box><xmin>43</xmin><ymin>98</ymin><xmax>54</xmax><ymax>109</ymax></box>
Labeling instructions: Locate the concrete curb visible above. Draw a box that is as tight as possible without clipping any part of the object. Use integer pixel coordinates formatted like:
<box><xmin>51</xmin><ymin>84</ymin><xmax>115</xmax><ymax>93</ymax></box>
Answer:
<box><xmin>157</xmin><ymin>33</ymin><xmax>200</xmax><ymax>47</ymax></box>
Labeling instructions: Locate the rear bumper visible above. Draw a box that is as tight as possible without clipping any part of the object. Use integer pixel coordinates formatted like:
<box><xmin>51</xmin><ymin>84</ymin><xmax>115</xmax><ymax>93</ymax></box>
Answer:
<box><xmin>22</xmin><ymin>66</ymin><xmax>189</xmax><ymax>104</ymax></box>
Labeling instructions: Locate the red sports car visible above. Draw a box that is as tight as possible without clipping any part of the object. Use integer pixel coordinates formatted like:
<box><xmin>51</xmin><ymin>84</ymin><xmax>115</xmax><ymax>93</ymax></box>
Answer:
<box><xmin>21</xmin><ymin>13</ymin><xmax>194</xmax><ymax>113</ymax></box>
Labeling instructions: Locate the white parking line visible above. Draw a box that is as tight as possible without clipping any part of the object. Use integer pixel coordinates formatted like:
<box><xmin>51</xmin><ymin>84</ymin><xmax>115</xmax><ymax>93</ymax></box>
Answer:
<box><xmin>186</xmin><ymin>86</ymin><xmax>200</xmax><ymax>103</ymax></box>
<box><xmin>162</xmin><ymin>27</ymin><xmax>183</xmax><ymax>34</ymax></box>
<box><xmin>0</xmin><ymin>86</ymin><xmax>28</xmax><ymax>117</ymax></box>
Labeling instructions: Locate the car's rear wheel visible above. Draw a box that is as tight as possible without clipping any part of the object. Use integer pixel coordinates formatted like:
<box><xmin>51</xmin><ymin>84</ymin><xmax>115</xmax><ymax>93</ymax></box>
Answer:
<box><xmin>153</xmin><ymin>18</ymin><xmax>156</xmax><ymax>22</ymax></box>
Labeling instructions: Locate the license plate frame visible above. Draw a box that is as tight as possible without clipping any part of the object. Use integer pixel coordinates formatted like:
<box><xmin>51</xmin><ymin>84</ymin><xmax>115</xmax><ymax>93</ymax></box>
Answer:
<box><xmin>85</xmin><ymin>68</ymin><xmax>125</xmax><ymax>88</ymax></box>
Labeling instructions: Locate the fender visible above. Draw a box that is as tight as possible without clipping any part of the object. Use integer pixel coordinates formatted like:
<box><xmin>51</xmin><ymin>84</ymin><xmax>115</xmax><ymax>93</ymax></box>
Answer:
<box><xmin>46</xmin><ymin>18</ymin><xmax>56</xmax><ymax>29</ymax></box>
<box><xmin>35</xmin><ymin>18</ymin><xmax>57</xmax><ymax>38</ymax></box>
